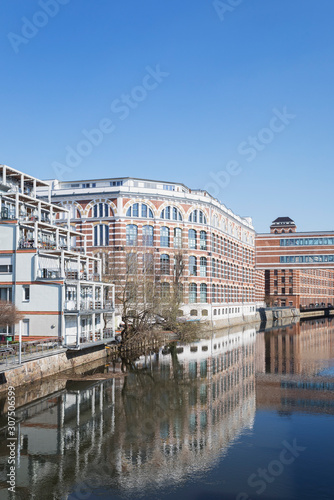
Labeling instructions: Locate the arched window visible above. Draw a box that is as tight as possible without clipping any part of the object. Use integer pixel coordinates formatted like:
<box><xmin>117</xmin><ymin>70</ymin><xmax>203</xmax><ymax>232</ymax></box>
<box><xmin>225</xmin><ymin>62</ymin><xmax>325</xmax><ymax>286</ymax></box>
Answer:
<box><xmin>200</xmin><ymin>231</ymin><xmax>207</xmax><ymax>250</ymax></box>
<box><xmin>93</xmin><ymin>225</ymin><xmax>109</xmax><ymax>246</ymax></box>
<box><xmin>189</xmin><ymin>256</ymin><xmax>197</xmax><ymax>276</ymax></box>
<box><xmin>188</xmin><ymin>209</ymin><xmax>207</xmax><ymax>224</ymax></box>
<box><xmin>200</xmin><ymin>283</ymin><xmax>207</xmax><ymax>303</ymax></box>
<box><xmin>126</xmin><ymin>225</ymin><xmax>138</xmax><ymax>246</ymax></box>
<box><xmin>126</xmin><ymin>203</ymin><xmax>153</xmax><ymax>218</ymax></box>
<box><xmin>188</xmin><ymin>229</ymin><xmax>196</xmax><ymax>249</ymax></box>
<box><xmin>161</xmin><ymin>282</ymin><xmax>170</xmax><ymax>299</ymax></box>
<box><xmin>200</xmin><ymin>257</ymin><xmax>207</xmax><ymax>277</ymax></box>
<box><xmin>189</xmin><ymin>283</ymin><xmax>197</xmax><ymax>303</ymax></box>
<box><xmin>212</xmin><ymin>284</ymin><xmax>216</xmax><ymax>303</ymax></box>
<box><xmin>93</xmin><ymin>203</ymin><xmax>109</xmax><ymax>218</ymax></box>
<box><xmin>59</xmin><ymin>204</ymin><xmax>79</xmax><ymax>220</ymax></box>
<box><xmin>160</xmin><ymin>254</ymin><xmax>170</xmax><ymax>275</ymax></box>
<box><xmin>160</xmin><ymin>206</ymin><xmax>182</xmax><ymax>221</ymax></box>
<box><xmin>174</xmin><ymin>228</ymin><xmax>182</xmax><ymax>248</ymax></box>
<box><xmin>142</xmin><ymin>225</ymin><xmax>154</xmax><ymax>246</ymax></box>
<box><xmin>160</xmin><ymin>227</ymin><xmax>170</xmax><ymax>247</ymax></box>
<box><xmin>212</xmin><ymin>258</ymin><xmax>216</xmax><ymax>277</ymax></box>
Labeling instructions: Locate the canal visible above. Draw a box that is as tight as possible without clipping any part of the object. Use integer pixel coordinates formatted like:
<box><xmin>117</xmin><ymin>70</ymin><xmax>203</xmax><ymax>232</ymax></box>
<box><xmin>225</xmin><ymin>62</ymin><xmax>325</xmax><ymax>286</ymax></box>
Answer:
<box><xmin>0</xmin><ymin>318</ymin><xmax>334</xmax><ymax>499</ymax></box>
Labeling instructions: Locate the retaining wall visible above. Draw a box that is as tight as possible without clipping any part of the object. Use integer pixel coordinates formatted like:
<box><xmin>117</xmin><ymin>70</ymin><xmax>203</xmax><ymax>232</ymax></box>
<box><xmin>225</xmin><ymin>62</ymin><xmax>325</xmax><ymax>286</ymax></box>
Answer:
<box><xmin>0</xmin><ymin>345</ymin><xmax>107</xmax><ymax>393</ymax></box>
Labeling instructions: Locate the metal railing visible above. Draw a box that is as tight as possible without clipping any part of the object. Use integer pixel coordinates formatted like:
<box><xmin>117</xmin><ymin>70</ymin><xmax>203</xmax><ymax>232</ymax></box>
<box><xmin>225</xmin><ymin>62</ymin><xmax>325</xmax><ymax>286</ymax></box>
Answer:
<box><xmin>0</xmin><ymin>337</ymin><xmax>63</xmax><ymax>367</ymax></box>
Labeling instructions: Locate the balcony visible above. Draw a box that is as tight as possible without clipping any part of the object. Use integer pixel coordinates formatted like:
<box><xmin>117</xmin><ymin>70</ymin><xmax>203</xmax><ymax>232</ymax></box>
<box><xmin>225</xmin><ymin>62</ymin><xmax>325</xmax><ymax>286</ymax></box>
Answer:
<box><xmin>37</xmin><ymin>269</ymin><xmax>62</xmax><ymax>279</ymax></box>
<box><xmin>0</xmin><ymin>207</ymin><xmax>16</xmax><ymax>221</ymax></box>
<box><xmin>65</xmin><ymin>272</ymin><xmax>101</xmax><ymax>282</ymax></box>
<box><xmin>64</xmin><ymin>300</ymin><xmax>113</xmax><ymax>312</ymax></box>
<box><xmin>18</xmin><ymin>239</ymin><xmax>35</xmax><ymax>249</ymax></box>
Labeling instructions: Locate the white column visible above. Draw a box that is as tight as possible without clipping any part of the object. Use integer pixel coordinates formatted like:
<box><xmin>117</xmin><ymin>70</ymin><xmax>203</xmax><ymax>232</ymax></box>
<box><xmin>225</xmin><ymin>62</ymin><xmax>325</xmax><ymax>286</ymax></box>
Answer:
<box><xmin>33</xmin><ymin>179</ymin><xmax>37</xmax><ymax>198</ymax></box>
<box><xmin>76</xmin><ymin>314</ymin><xmax>80</xmax><ymax>347</ymax></box>
<box><xmin>60</xmin><ymin>250</ymin><xmax>65</xmax><ymax>277</ymax></box>
<box><xmin>20</xmin><ymin>174</ymin><xmax>24</xmax><ymax>194</ymax></box>
<box><xmin>34</xmin><ymin>221</ymin><xmax>38</xmax><ymax>248</ymax></box>
<box><xmin>15</xmin><ymin>192</ymin><xmax>19</xmax><ymax>219</ymax></box>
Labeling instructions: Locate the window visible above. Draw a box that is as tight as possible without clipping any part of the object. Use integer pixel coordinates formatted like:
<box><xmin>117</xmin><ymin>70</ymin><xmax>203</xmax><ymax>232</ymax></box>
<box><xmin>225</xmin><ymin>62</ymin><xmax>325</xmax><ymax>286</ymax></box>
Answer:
<box><xmin>126</xmin><ymin>253</ymin><xmax>137</xmax><ymax>274</ymax></box>
<box><xmin>160</xmin><ymin>227</ymin><xmax>170</xmax><ymax>247</ymax></box>
<box><xmin>174</xmin><ymin>228</ymin><xmax>182</xmax><ymax>248</ymax></box>
<box><xmin>160</xmin><ymin>254</ymin><xmax>170</xmax><ymax>275</ymax></box>
<box><xmin>161</xmin><ymin>282</ymin><xmax>170</xmax><ymax>298</ymax></box>
<box><xmin>142</xmin><ymin>226</ymin><xmax>154</xmax><ymax>246</ymax></box>
<box><xmin>160</xmin><ymin>206</ymin><xmax>182</xmax><ymax>220</ymax></box>
<box><xmin>0</xmin><ymin>287</ymin><xmax>12</xmax><ymax>302</ymax></box>
<box><xmin>188</xmin><ymin>210</ymin><xmax>207</xmax><ymax>224</ymax></box>
<box><xmin>189</xmin><ymin>283</ymin><xmax>197</xmax><ymax>303</ymax></box>
<box><xmin>94</xmin><ymin>225</ymin><xmax>109</xmax><ymax>246</ymax></box>
<box><xmin>0</xmin><ymin>264</ymin><xmax>12</xmax><ymax>273</ymax></box>
<box><xmin>188</xmin><ymin>229</ymin><xmax>196</xmax><ymax>249</ymax></box>
<box><xmin>200</xmin><ymin>283</ymin><xmax>207</xmax><ymax>303</ymax></box>
<box><xmin>212</xmin><ymin>258</ymin><xmax>216</xmax><ymax>277</ymax></box>
<box><xmin>23</xmin><ymin>285</ymin><xmax>30</xmax><ymax>302</ymax></box>
<box><xmin>93</xmin><ymin>203</ymin><xmax>109</xmax><ymax>218</ymax></box>
<box><xmin>212</xmin><ymin>284</ymin><xmax>216</xmax><ymax>303</ymax></box>
<box><xmin>126</xmin><ymin>225</ymin><xmax>138</xmax><ymax>246</ymax></box>
<box><xmin>212</xmin><ymin>234</ymin><xmax>216</xmax><ymax>253</ymax></box>
<box><xmin>143</xmin><ymin>253</ymin><xmax>154</xmax><ymax>274</ymax></box>
<box><xmin>163</xmin><ymin>184</ymin><xmax>175</xmax><ymax>191</ymax></box>
<box><xmin>110</xmin><ymin>180</ymin><xmax>123</xmax><ymax>186</ymax></box>
<box><xmin>200</xmin><ymin>257</ymin><xmax>207</xmax><ymax>277</ymax></box>
<box><xmin>189</xmin><ymin>256</ymin><xmax>197</xmax><ymax>276</ymax></box>
<box><xmin>289</xmin><ymin>288</ymin><xmax>293</xmax><ymax>294</ymax></box>
<box><xmin>282</xmin><ymin>288</ymin><xmax>285</xmax><ymax>295</ymax></box>
<box><xmin>200</xmin><ymin>231</ymin><xmax>207</xmax><ymax>250</ymax></box>
<box><xmin>126</xmin><ymin>203</ymin><xmax>153</xmax><ymax>218</ymax></box>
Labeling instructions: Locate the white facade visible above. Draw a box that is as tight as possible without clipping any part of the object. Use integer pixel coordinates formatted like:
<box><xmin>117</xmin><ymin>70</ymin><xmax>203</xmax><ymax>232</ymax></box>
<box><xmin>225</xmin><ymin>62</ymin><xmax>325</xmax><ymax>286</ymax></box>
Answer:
<box><xmin>0</xmin><ymin>164</ymin><xmax>115</xmax><ymax>346</ymax></box>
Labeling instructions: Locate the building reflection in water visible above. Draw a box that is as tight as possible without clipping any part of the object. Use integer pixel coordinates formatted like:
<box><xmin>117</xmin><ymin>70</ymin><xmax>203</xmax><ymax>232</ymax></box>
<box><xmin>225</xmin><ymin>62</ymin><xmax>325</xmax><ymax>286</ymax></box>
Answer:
<box><xmin>256</xmin><ymin>317</ymin><xmax>334</xmax><ymax>416</ymax></box>
<box><xmin>0</xmin><ymin>327</ymin><xmax>257</xmax><ymax>499</ymax></box>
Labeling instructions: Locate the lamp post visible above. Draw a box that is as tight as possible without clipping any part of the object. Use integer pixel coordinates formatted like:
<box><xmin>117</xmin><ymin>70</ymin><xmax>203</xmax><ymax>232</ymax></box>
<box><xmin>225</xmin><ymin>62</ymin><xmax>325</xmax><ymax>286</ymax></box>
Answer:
<box><xmin>18</xmin><ymin>319</ymin><xmax>22</xmax><ymax>365</ymax></box>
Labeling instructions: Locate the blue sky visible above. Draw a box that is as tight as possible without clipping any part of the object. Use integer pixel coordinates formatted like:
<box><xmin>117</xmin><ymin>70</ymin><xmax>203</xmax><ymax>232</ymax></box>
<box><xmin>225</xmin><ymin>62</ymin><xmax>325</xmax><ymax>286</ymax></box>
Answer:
<box><xmin>1</xmin><ymin>0</ymin><xmax>333</xmax><ymax>233</ymax></box>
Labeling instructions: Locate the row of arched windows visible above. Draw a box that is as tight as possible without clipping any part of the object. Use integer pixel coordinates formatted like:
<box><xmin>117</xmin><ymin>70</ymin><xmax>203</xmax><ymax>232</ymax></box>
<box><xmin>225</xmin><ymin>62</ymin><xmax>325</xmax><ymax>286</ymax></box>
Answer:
<box><xmin>62</xmin><ymin>202</ymin><xmax>212</xmax><ymax>224</ymax></box>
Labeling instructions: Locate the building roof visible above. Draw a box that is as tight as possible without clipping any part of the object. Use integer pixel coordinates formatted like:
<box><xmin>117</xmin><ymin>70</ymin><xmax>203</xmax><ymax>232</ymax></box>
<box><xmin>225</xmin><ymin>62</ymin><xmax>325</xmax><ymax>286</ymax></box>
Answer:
<box><xmin>271</xmin><ymin>217</ymin><xmax>296</xmax><ymax>225</ymax></box>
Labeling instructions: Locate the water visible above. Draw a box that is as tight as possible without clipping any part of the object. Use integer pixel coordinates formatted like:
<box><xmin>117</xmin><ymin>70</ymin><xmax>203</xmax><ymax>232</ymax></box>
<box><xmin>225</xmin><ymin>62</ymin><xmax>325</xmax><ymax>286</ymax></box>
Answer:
<box><xmin>1</xmin><ymin>318</ymin><xmax>334</xmax><ymax>500</ymax></box>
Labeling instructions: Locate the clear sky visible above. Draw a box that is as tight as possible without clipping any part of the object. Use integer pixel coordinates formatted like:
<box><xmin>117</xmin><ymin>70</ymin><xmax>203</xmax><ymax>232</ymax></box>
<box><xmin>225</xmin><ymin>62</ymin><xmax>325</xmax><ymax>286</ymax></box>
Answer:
<box><xmin>1</xmin><ymin>0</ymin><xmax>333</xmax><ymax>233</ymax></box>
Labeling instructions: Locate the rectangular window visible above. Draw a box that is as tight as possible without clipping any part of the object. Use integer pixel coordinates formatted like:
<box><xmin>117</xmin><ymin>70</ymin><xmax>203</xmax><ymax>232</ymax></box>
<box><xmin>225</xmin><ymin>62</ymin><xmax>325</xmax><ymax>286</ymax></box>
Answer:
<box><xmin>22</xmin><ymin>319</ymin><xmax>30</xmax><ymax>336</ymax></box>
<box><xmin>23</xmin><ymin>285</ymin><xmax>30</xmax><ymax>302</ymax></box>
<box><xmin>0</xmin><ymin>265</ymin><xmax>12</xmax><ymax>273</ymax></box>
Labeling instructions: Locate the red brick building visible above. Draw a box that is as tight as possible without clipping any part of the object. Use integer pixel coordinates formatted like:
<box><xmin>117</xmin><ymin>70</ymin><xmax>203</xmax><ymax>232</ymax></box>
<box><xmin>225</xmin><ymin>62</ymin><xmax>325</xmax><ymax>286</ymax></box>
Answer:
<box><xmin>256</xmin><ymin>217</ymin><xmax>334</xmax><ymax>308</ymax></box>
<box><xmin>40</xmin><ymin>177</ymin><xmax>258</xmax><ymax>324</ymax></box>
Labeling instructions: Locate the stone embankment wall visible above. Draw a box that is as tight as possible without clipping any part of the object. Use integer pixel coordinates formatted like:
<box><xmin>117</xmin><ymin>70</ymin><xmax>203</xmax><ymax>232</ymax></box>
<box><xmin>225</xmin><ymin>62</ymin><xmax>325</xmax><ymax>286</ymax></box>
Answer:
<box><xmin>209</xmin><ymin>307</ymin><xmax>300</xmax><ymax>330</ymax></box>
<box><xmin>0</xmin><ymin>345</ymin><xmax>107</xmax><ymax>393</ymax></box>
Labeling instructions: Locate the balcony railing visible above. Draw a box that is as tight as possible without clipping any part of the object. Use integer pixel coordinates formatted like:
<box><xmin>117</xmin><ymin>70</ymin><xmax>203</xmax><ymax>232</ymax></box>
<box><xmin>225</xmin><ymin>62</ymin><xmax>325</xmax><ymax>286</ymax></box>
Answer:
<box><xmin>37</xmin><ymin>269</ymin><xmax>61</xmax><ymax>279</ymax></box>
<box><xmin>64</xmin><ymin>300</ymin><xmax>114</xmax><ymax>311</ymax></box>
<box><xmin>18</xmin><ymin>239</ymin><xmax>35</xmax><ymax>249</ymax></box>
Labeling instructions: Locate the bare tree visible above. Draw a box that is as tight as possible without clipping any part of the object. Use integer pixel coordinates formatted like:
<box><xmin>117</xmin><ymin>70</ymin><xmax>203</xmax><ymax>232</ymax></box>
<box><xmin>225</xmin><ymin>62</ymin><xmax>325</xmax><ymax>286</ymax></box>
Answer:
<box><xmin>103</xmin><ymin>248</ymin><xmax>197</xmax><ymax>343</ymax></box>
<box><xmin>0</xmin><ymin>301</ymin><xmax>23</xmax><ymax>331</ymax></box>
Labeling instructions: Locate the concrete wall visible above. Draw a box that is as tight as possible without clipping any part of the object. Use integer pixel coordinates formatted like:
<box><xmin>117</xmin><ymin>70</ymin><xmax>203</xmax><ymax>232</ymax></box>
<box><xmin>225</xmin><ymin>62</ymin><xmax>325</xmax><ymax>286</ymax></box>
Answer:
<box><xmin>0</xmin><ymin>345</ymin><xmax>107</xmax><ymax>393</ymax></box>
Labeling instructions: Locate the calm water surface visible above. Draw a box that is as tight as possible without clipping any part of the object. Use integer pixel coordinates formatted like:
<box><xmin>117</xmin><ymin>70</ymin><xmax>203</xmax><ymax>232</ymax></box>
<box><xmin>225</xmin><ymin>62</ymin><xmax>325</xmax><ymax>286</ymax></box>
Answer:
<box><xmin>1</xmin><ymin>319</ymin><xmax>334</xmax><ymax>500</ymax></box>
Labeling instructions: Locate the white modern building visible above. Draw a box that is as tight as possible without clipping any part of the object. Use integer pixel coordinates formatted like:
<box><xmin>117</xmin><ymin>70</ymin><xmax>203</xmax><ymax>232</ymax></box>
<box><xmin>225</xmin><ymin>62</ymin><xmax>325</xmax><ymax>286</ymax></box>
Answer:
<box><xmin>0</xmin><ymin>165</ymin><xmax>115</xmax><ymax>346</ymax></box>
